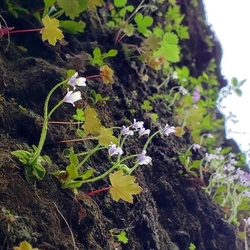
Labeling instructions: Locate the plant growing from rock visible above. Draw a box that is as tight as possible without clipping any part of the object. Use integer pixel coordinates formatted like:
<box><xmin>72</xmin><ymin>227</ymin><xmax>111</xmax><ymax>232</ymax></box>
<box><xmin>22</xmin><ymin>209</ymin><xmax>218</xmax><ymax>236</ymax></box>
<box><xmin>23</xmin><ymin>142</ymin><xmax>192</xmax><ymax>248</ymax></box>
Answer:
<box><xmin>12</xmin><ymin>71</ymin><xmax>86</xmax><ymax>183</ymax></box>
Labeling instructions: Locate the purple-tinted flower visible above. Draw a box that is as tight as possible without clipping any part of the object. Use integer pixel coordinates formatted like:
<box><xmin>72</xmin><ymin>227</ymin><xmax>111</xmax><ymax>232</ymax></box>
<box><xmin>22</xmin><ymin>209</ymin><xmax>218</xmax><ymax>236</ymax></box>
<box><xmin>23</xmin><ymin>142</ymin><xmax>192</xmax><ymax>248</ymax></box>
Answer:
<box><xmin>108</xmin><ymin>143</ymin><xmax>123</xmax><ymax>157</ymax></box>
<box><xmin>138</xmin><ymin>150</ymin><xmax>152</xmax><ymax>165</ymax></box>
<box><xmin>139</xmin><ymin>128</ymin><xmax>150</xmax><ymax>137</ymax></box>
<box><xmin>162</xmin><ymin>124</ymin><xmax>176</xmax><ymax>136</ymax></box>
<box><xmin>230</xmin><ymin>158</ymin><xmax>237</xmax><ymax>165</ymax></box>
<box><xmin>244</xmin><ymin>217</ymin><xmax>250</xmax><ymax>226</ymax></box>
<box><xmin>192</xmin><ymin>86</ymin><xmax>200</xmax><ymax>103</ymax></box>
<box><xmin>243</xmin><ymin>190</ymin><xmax>250</xmax><ymax>198</ymax></box>
<box><xmin>63</xmin><ymin>90</ymin><xmax>82</xmax><ymax>106</ymax></box>
<box><xmin>132</xmin><ymin>119</ymin><xmax>144</xmax><ymax>130</ymax></box>
<box><xmin>244</xmin><ymin>172</ymin><xmax>250</xmax><ymax>181</ymax></box>
<box><xmin>223</xmin><ymin>164</ymin><xmax>235</xmax><ymax>172</ymax></box>
<box><xmin>193</xmin><ymin>144</ymin><xmax>201</xmax><ymax>150</ymax></box>
<box><xmin>239</xmin><ymin>175</ymin><xmax>250</xmax><ymax>187</ymax></box>
<box><xmin>121</xmin><ymin>126</ymin><xmax>134</xmax><ymax>136</ymax></box>
<box><xmin>215</xmin><ymin>147</ymin><xmax>222</xmax><ymax>154</ymax></box>
<box><xmin>68</xmin><ymin>72</ymin><xmax>86</xmax><ymax>89</ymax></box>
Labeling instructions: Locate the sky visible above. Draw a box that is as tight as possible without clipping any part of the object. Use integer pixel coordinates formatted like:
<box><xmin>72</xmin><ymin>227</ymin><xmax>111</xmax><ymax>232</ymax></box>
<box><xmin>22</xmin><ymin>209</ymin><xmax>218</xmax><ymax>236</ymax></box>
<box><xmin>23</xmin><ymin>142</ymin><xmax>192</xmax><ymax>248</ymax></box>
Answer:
<box><xmin>203</xmin><ymin>0</ymin><xmax>250</xmax><ymax>165</ymax></box>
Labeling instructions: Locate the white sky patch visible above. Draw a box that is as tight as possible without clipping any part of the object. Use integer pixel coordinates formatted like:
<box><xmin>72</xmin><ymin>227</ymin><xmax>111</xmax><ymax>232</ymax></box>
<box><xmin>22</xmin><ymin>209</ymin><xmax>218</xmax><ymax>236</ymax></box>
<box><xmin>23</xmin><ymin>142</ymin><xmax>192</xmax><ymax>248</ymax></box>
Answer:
<box><xmin>203</xmin><ymin>0</ymin><xmax>250</xmax><ymax>165</ymax></box>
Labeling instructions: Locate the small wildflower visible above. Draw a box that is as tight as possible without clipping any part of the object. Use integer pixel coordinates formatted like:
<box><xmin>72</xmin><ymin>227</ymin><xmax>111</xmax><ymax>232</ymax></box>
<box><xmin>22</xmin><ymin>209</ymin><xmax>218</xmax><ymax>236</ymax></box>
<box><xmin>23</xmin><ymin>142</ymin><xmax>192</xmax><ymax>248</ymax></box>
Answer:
<box><xmin>215</xmin><ymin>147</ymin><xmax>222</xmax><ymax>154</ymax></box>
<box><xmin>225</xmin><ymin>176</ymin><xmax>234</xmax><ymax>184</ymax></box>
<box><xmin>193</xmin><ymin>144</ymin><xmax>201</xmax><ymax>150</ymax></box>
<box><xmin>138</xmin><ymin>150</ymin><xmax>152</xmax><ymax>165</ymax></box>
<box><xmin>172</xmin><ymin>71</ymin><xmax>178</xmax><ymax>79</ymax></box>
<box><xmin>100</xmin><ymin>65</ymin><xmax>114</xmax><ymax>84</ymax></box>
<box><xmin>243</xmin><ymin>190</ymin><xmax>250</xmax><ymax>198</ymax></box>
<box><xmin>213</xmin><ymin>173</ymin><xmax>227</xmax><ymax>180</ymax></box>
<box><xmin>230</xmin><ymin>158</ymin><xmax>237</xmax><ymax>165</ymax></box>
<box><xmin>205</xmin><ymin>153</ymin><xmax>219</xmax><ymax>162</ymax></box>
<box><xmin>121</xmin><ymin>126</ymin><xmax>134</xmax><ymax>136</ymax></box>
<box><xmin>207</xmin><ymin>133</ymin><xmax>213</xmax><ymax>139</ymax></box>
<box><xmin>162</xmin><ymin>124</ymin><xmax>176</xmax><ymax>136</ymax></box>
<box><xmin>179</xmin><ymin>86</ymin><xmax>188</xmax><ymax>95</ymax></box>
<box><xmin>192</xmin><ymin>86</ymin><xmax>200</xmax><ymax>103</ymax></box>
<box><xmin>244</xmin><ymin>217</ymin><xmax>250</xmax><ymax>226</ymax></box>
<box><xmin>68</xmin><ymin>72</ymin><xmax>86</xmax><ymax>89</ymax></box>
<box><xmin>139</xmin><ymin>127</ymin><xmax>150</xmax><ymax>137</ymax></box>
<box><xmin>223</xmin><ymin>164</ymin><xmax>235</xmax><ymax>172</ymax></box>
<box><xmin>63</xmin><ymin>90</ymin><xmax>81</xmax><ymax>106</ymax></box>
<box><xmin>108</xmin><ymin>143</ymin><xmax>123</xmax><ymax>157</ymax></box>
<box><xmin>132</xmin><ymin>119</ymin><xmax>144</xmax><ymax>130</ymax></box>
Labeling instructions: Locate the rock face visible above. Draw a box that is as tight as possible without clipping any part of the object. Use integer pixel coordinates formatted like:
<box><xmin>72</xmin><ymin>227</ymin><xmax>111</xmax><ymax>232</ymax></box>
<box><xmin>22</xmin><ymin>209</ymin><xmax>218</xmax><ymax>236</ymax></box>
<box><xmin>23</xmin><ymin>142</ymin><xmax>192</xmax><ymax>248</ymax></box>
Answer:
<box><xmin>0</xmin><ymin>0</ymin><xmax>243</xmax><ymax>250</ymax></box>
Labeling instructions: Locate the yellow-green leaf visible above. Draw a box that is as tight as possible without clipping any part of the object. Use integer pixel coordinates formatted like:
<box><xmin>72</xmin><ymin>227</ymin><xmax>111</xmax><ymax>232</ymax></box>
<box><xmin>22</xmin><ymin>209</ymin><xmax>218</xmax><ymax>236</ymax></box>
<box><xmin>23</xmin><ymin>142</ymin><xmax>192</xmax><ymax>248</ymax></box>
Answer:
<box><xmin>82</xmin><ymin>106</ymin><xmax>102</xmax><ymax>135</ymax></box>
<box><xmin>175</xmin><ymin>126</ymin><xmax>185</xmax><ymax>137</ymax></box>
<box><xmin>109</xmin><ymin>170</ymin><xmax>142</xmax><ymax>203</ymax></box>
<box><xmin>98</xmin><ymin>127</ymin><xmax>117</xmax><ymax>146</ymax></box>
<box><xmin>57</xmin><ymin>0</ymin><xmax>80</xmax><ymax>19</ymax></box>
<box><xmin>40</xmin><ymin>15</ymin><xmax>64</xmax><ymax>45</ymax></box>
<box><xmin>13</xmin><ymin>241</ymin><xmax>38</xmax><ymax>250</ymax></box>
<box><xmin>88</xmin><ymin>0</ymin><xmax>104</xmax><ymax>12</ymax></box>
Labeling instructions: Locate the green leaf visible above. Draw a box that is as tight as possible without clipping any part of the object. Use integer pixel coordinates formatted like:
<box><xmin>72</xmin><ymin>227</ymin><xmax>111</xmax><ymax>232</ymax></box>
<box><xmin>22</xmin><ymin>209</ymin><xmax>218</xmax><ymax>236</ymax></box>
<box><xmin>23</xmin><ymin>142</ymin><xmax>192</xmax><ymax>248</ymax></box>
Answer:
<box><xmin>153</xmin><ymin>32</ymin><xmax>180</xmax><ymax>62</ymax></box>
<box><xmin>78</xmin><ymin>0</ymin><xmax>88</xmax><ymax>12</ymax></box>
<box><xmin>104</xmin><ymin>49</ymin><xmax>118</xmax><ymax>57</ymax></box>
<box><xmin>114</xmin><ymin>0</ymin><xmax>127</xmax><ymax>7</ymax></box>
<box><xmin>93</xmin><ymin>47</ymin><xmax>102</xmax><ymax>59</ymax></box>
<box><xmin>134</xmin><ymin>14</ymin><xmax>153</xmax><ymax>35</ymax></box>
<box><xmin>126</xmin><ymin>5</ymin><xmax>134</xmax><ymax>12</ymax></box>
<box><xmin>70</xmin><ymin>150</ymin><xmax>78</xmax><ymax>166</ymax></box>
<box><xmin>43</xmin><ymin>0</ymin><xmax>56</xmax><ymax>17</ymax></box>
<box><xmin>57</xmin><ymin>0</ymin><xmax>80</xmax><ymax>19</ymax></box>
<box><xmin>33</xmin><ymin>163</ymin><xmax>46</xmax><ymax>180</ymax></box>
<box><xmin>67</xmin><ymin>69</ymin><xmax>76</xmax><ymax>78</ymax></box>
<box><xmin>59</xmin><ymin>20</ymin><xmax>85</xmax><ymax>34</ymax></box>
<box><xmin>79</xmin><ymin>169</ymin><xmax>95</xmax><ymax>179</ymax></box>
<box><xmin>189</xmin><ymin>243</ymin><xmax>196</xmax><ymax>250</ymax></box>
<box><xmin>134</xmin><ymin>13</ymin><xmax>143</xmax><ymax>23</ymax></box>
<box><xmin>66</xmin><ymin>163</ymin><xmax>79</xmax><ymax>179</ymax></box>
<box><xmin>117</xmin><ymin>231</ymin><xmax>128</xmax><ymax>244</ymax></box>
<box><xmin>235</xmin><ymin>89</ymin><xmax>242</xmax><ymax>96</ymax></box>
<box><xmin>87</xmin><ymin>0</ymin><xmax>104</xmax><ymax>12</ymax></box>
<box><xmin>232</xmin><ymin>77</ymin><xmax>238</xmax><ymax>88</ymax></box>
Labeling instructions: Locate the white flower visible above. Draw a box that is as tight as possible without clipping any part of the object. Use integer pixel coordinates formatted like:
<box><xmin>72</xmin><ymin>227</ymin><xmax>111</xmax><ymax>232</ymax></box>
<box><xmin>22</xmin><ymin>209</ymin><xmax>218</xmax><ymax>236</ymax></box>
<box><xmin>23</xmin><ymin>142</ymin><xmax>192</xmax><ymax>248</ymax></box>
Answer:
<box><xmin>215</xmin><ymin>147</ymin><xmax>222</xmax><ymax>154</ymax></box>
<box><xmin>63</xmin><ymin>90</ymin><xmax>82</xmax><ymax>106</ymax></box>
<box><xmin>138</xmin><ymin>150</ymin><xmax>152</xmax><ymax>165</ymax></box>
<box><xmin>172</xmin><ymin>71</ymin><xmax>178</xmax><ymax>79</ymax></box>
<box><xmin>68</xmin><ymin>72</ymin><xmax>86</xmax><ymax>89</ymax></box>
<box><xmin>162</xmin><ymin>124</ymin><xmax>176</xmax><ymax>136</ymax></box>
<box><xmin>193</xmin><ymin>144</ymin><xmax>201</xmax><ymax>150</ymax></box>
<box><xmin>207</xmin><ymin>133</ymin><xmax>213</xmax><ymax>138</ymax></box>
<box><xmin>223</xmin><ymin>164</ymin><xmax>235</xmax><ymax>172</ymax></box>
<box><xmin>243</xmin><ymin>190</ymin><xmax>250</xmax><ymax>198</ymax></box>
<box><xmin>139</xmin><ymin>128</ymin><xmax>150</xmax><ymax>137</ymax></box>
<box><xmin>244</xmin><ymin>217</ymin><xmax>250</xmax><ymax>226</ymax></box>
<box><xmin>132</xmin><ymin>119</ymin><xmax>144</xmax><ymax>130</ymax></box>
<box><xmin>108</xmin><ymin>143</ymin><xmax>123</xmax><ymax>157</ymax></box>
<box><xmin>121</xmin><ymin>126</ymin><xmax>134</xmax><ymax>136</ymax></box>
<box><xmin>179</xmin><ymin>86</ymin><xmax>188</xmax><ymax>95</ymax></box>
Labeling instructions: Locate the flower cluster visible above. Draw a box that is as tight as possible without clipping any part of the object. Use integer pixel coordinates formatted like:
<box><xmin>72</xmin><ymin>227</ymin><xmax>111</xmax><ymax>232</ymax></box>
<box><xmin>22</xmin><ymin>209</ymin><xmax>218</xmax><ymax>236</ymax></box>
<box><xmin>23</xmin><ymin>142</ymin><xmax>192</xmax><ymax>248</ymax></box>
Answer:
<box><xmin>63</xmin><ymin>73</ymin><xmax>87</xmax><ymax>106</ymax></box>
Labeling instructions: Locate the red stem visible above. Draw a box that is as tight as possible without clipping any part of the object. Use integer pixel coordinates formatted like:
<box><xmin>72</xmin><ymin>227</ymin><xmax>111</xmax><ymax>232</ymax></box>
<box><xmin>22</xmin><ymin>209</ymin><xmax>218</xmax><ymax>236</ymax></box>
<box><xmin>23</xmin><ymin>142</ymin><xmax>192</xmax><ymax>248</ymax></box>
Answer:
<box><xmin>85</xmin><ymin>75</ymin><xmax>101</xmax><ymax>79</ymax></box>
<box><xmin>39</xmin><ymin>121</ymin><xmax>84</xmax><ymax>125</ymax></box>
<box><xmin>9</xmin><ymin>28</ymin><xmax>43</xmax><ymax>34</ymax></box>
<box><xmin>85</xmin><ymin>186</ymin><xmax>111</xmax><ymax>197</ymax></box>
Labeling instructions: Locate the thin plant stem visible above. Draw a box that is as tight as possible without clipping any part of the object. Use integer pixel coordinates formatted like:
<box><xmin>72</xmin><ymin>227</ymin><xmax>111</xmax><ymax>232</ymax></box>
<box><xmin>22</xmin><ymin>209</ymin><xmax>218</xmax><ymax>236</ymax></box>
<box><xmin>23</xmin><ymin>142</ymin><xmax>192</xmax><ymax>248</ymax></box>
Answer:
<box><xmin>28</xmin><ymin>79</ymin><xmax>68</xmax><ymax>166</ymax></box>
